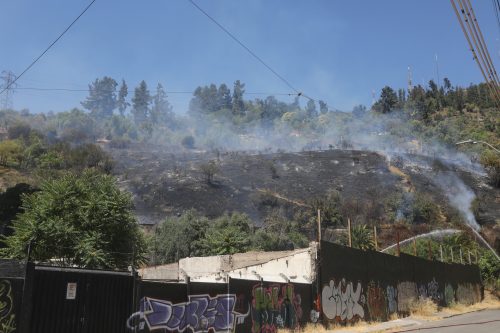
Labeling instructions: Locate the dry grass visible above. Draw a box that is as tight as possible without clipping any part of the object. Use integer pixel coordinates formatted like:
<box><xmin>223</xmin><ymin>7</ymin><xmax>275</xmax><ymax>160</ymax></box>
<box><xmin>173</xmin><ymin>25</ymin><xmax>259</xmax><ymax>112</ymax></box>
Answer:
<box><xmin>440</xmin><ymin>289</ymin><xmax>500</xmax><ymax>316</ymax></box>
<box><xmin>408</xmin><ymin>298</ymin><xmax>439</xmax><ymax>319</ymax></box>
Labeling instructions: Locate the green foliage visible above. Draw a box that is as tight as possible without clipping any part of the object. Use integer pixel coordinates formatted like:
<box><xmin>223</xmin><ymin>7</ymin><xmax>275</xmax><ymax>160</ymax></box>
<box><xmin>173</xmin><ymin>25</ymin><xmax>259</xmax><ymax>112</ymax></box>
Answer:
<box><xmin>199</xmin><ymin>160</ymin><xmax>219</xmax><ymax>184</ymax></box>
<box><xmin>201</xmin><ymin>212</ymin><xmax>253</xmax><ymax>255</ymax></box>
<box><xmin>150</xmin><ymin>210</ymin><xmax>209</xmax><ymax>265</ymax></box>
<box><xmin>340</xmin><ymin>225</ymin><xmax>375</xmax><ymax>250</ymax></box>
<box><xmin>81</xmin><ymin>77</ymin><xmax>118</xmax><ymax>119</ymax></box>
<box><xmin>132</xmin><ymin>80</ymin><xmax>151</xmax><ymax>125</ymax></box>
<box><xmin>480</xmin><ymin>150</ymin><xmax>500</xmax><ymax>188</ymax></box>
<box><xmin>478</xmin><ymin>251</ymin><xmax>500</xmax><ymax>290</ymax></box>
<box><xmin>410</xmin><ymin>193</ymin><xmax>440</xmax><ymax>224</ymax></box>
<box><xmin>0</xmin><ymin>140</ymin><xmax>23</xmax><ymax>167</ymax></box>
<box><xmin>1</xmin><ymin>170</ymin><xmax>145</xmax><ymax>269</ymax></box>
<box><xmin>373</xmin><ymin>86</ymin><xmax>398</xmax><ymax>113</ymax></box>
<box><xmin>253</xmin><ymin>211</ymin><xmax>308</xmax><ymax>251</ymax></box>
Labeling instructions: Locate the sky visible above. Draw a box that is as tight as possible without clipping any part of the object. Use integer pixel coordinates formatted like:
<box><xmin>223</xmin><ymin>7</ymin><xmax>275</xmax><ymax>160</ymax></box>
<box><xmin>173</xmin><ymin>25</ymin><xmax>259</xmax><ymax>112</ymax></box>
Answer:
<box><xmin>0</xmin><ymin>0</ymin><xmax>499</xmax><ymax>114</ymax></box>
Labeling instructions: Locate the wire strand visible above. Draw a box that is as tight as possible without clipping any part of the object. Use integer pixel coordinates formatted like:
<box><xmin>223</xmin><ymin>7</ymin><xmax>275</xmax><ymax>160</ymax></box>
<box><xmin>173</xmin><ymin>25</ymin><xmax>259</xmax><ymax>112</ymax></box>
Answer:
<box><xmin>187</xmin><ymin>0</ymin><xmax>300</xmax><ymax>95</ymax></box>
<box><xmin>0</xmin><ymin>0</ymin><xmax>97</xmax><ymax>96</ymax></box>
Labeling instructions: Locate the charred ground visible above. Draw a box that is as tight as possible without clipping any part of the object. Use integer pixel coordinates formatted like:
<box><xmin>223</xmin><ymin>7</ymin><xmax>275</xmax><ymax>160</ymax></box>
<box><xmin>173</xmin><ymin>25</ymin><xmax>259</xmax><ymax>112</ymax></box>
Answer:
<box><xmin>109</xmin><ymin>143</ymin><xmax>499</xmax><ymax>250</ymax></box>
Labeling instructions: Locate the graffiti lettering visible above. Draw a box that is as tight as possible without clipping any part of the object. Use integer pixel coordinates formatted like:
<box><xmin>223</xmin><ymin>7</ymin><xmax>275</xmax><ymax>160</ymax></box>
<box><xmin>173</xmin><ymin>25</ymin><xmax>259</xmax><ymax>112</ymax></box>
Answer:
<box><xmin>0</xmin><ymin>280</ymin><xmax>16</xmax><ymax>333</ymax></box>
<box><xmin>321</xmin><ymin>279</ymin><xmax>365</xmax><ymax>322</ymax></box>
<box><xmin>127</xmin><ymin>294</ymin><xmax>249</xmax><ymax>332</ymax></box>
<box><xmin>251</xmin><ymin>284</ymin><xmax>302</xmax><ymax>333</ymax></box>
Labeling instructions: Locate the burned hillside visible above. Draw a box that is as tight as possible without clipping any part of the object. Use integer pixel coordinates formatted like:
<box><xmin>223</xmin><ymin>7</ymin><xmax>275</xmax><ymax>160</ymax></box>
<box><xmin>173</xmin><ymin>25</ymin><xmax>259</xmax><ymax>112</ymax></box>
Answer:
<box><xmin>109</xmin><ymin>143</ymin><xmax>499</xmax><ymax>249</ymax></box>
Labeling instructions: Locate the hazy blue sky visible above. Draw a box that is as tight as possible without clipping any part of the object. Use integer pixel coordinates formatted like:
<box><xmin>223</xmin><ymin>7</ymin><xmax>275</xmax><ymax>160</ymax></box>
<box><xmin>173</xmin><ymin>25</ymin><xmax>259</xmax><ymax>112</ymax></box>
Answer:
<box><xmin>1</xmin><ymin>0</ymin><xmax>499</xmax><ymax>113</ymax></box>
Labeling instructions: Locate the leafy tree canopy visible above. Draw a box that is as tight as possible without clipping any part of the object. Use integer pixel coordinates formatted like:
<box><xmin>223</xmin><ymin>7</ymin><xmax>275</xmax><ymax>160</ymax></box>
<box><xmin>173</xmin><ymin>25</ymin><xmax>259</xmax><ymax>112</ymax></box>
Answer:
<box><xmin>1</xmin><ymin>170</ymin><xmax>145</xmax><ymax>269</ymax></box>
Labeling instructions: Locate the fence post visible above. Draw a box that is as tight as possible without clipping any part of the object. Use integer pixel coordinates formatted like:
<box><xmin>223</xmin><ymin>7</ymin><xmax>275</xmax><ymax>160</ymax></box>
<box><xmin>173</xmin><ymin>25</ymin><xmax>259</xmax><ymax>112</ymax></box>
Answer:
<box><xmin>347</xmin><ymin>218</ymin><xmax>352</xmax><ymax>248</ymax></box>
<box><xmin>373</xmin><ymin>226</ymin><xmax>378</xmax><ymax>251</ymax></box>
<box><xmin>459</xmin><ymin>247</ymin><xmax>463</xmax><ymax>264</ymax></box>
<box><xmin>468</xmin><ymin>250</ymin><xmax>472</xmax><ymax>265</ymax></box>
<box><xmin>396</xmin><ymin>231</ymin><xmax>400</xmax><ymax>256</ymax></box>
<box><xmin>439</xmin><ymin>245</ymin><xmax>443</xmax><ymax>262</ymax></box>
<box><xmin>427</xmin><ymin>240</ymin><xmax>432</xmax><ymax>260</ymax></box>
<box><xmin>413</xmin><ymin>237</ymin><xmax>417</xmax><ymax>256</ymax></box>
<box><xmin>317</xmin><ymin>209</ymin><xmax>321</xmax><ymax>244</ymax></box>
<box><xmin>450</xmin><ymin>248</ymin><xmax>454</xmax><ymax>263</ymax></box>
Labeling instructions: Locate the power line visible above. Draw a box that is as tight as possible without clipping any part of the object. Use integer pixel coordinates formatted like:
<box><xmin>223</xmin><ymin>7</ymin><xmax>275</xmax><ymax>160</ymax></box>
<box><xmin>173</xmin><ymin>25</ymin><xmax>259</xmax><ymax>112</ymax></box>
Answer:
<box><xmin>0</xmin><ymin>0</ymin><xmax>97</xmax><ymax>96</ymax></box>
<box><xmin>12</xmin><ymin>86</ymin><xmax>297</xmax><ymax>97</ymax></box>
<box><xmin>187</xmin><ymin>0</ymin><xmax>301</xmax><ymax>96</ymax></box>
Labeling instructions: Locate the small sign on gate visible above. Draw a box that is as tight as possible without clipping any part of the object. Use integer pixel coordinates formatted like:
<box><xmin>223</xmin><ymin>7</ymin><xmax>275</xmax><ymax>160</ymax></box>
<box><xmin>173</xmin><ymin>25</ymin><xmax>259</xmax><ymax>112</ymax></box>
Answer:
<box><xmin>66</xmin><ymin>282</ymin><xmax>77</xmax><ymax>300</ymax></box>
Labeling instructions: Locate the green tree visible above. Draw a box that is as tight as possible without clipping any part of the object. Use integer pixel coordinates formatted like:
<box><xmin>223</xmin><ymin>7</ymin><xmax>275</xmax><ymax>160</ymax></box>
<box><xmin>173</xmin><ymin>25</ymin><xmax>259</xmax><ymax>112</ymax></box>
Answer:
<box><xmin>253</xmin><ymin>211</ymin><xmax>308</xmax><ymax>251</ymax></box>
<box><xmin>342</xmin><ymin>225</ymin><xmax>374</xmax><ymax>250</ymax></box>
<box><xmin>201</xmin><ymin>213</ymin><xmax>253</xmax><ymax>255</ymax></box>
<box><xmin>151</xmin><ymin>83</ymin><xmax>173</xmax><ymax>126</ymax></box>
<box><xmin>0</xmin><ymin>140</ymin><xmax>23</xmax><ymax>167</ymax></box>
<box><xmin>480</xmin><ymin>150</ymin><xmax>500</xmax><ymax>188</ymax></box>
<box><xmin>1</xmin><ymin>170</ymin><xmax>145</xmax><ymax>269</ymax></box>
<box><xmin>131</xmin><ymin>80</ymin><xmax>151</xmax><ymax>124</ymax></box>
<box><xmin>374</xmin><ymin>86</ymin><xmax>398</xmax><ymax>113</ymax></box>
<box><xmin>232</xmin><ymin>80</ymin><xmax>245</xmax><ymax>116</ymax></box>
<box><xmin>319</xmin><ymin>100</ymin><xmax>328</xmax><ymax>114</ymax></box>
<box><xmin>116</xmin><ymin>79</ymin><xmax>130</xmax><ymax>116</ymax></box>
<box><xmin>81</xmin><ymin>77</ymin><xmax>118</xmax><ymax>119</ymax></box>
<box><xmin>150</xmin><ymin>210</ymin><xmax>209</xmax><ymax>264</ymax></box>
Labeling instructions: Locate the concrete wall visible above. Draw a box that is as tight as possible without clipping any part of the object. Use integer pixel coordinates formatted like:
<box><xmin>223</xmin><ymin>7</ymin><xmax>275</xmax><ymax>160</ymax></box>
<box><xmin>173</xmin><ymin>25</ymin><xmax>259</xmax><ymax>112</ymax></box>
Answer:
<box><xmin>139</xmin><ymin>244</ymin><xmax>318</xmax><ymax>284</ymax></box>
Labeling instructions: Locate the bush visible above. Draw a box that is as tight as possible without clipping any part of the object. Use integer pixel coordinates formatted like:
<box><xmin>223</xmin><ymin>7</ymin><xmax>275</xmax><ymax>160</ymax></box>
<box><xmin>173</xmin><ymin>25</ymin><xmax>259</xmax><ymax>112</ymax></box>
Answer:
<box><xmin>181</xmin><ymin>135</ymin><xmax>195</xmax><ymax>149</ymax></box>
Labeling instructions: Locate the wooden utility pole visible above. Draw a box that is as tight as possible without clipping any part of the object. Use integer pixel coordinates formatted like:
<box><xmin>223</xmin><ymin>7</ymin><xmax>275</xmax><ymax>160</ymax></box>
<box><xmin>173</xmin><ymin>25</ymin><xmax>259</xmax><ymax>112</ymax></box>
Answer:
<box><xmin>347</xmin><ymin>218</ymin><xmax>352</xmax><ymax>248</ymax></box>
<box><xmin>396</xmin><ymin>231</ymin><xmax>400</xmax><ymax>256</ymax></box>
<box><xmin>413</xmin><ymin>237</ymin><xmax>417</xmax><ymax>256</ymax></box>
<box><xmin>373</xmin><ymin>226</ymin><xmax>378</xmax><ymax>251</ymax></box>
<box><xmin>317</xmin><ymin>209</ymin><xmax>321</xmax><ymax>244</ymax></box>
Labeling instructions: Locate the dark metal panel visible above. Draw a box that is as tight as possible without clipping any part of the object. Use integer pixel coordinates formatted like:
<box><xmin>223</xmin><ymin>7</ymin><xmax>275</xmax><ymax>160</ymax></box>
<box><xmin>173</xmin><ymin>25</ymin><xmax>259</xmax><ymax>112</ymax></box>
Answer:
<box><xmin>30</xmin><ymin>268</ymin><xmax>134</xmax><ymax>333</ymax></box>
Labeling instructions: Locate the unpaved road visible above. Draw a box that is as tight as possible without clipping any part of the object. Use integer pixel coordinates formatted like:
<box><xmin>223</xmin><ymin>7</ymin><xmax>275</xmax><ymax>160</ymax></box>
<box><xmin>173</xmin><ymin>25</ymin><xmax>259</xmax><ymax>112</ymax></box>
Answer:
<box><xmin>393</xmin><ymin>309</ymin><xmax>500</xmax><ymax>333</ymax></box>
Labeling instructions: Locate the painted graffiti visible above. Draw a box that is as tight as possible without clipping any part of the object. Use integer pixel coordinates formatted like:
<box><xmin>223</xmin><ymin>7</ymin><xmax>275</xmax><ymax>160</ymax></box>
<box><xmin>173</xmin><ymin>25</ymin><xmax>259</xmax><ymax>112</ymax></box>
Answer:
<box><xmin>366</xmin><ymin>282</ymin><xmax>387</xmax><ymax>321</ymax></box>
<box><xmin>456</xmin><ymin>283</ymin><xmax>481</xmax><ymax>305</ymax></box>
<box><xmin>444</xmin><ymin>284</ymin><xmax>455</xmax><ymax>306</ymax></box>
<box><xmin>386</xmin><ymin>285</ymin><xmax>397</xmax><ymax>314</ymax></box>
<box><xmin>127</xmin><ymin>294</ymin><xmax>249</xmax><ymax>332</ymax></box>
<box><xmin>251</xmin><ymin>284</ymin><xmax>303</xmax><ymax>333</ymax></box>
<box><xmin>321</xmin><ymin>279</ymin><xmax>365</xmax><ymax>322</ymax></box>
<box><xmin>0</xmin><ymin>280</ymin><xmax>16</xmax><ymax>333</ymax></box>
<box><xmin>397</xmin><ymin>281</ymin><xmax>417</xmax><ymax>313</ymax></box>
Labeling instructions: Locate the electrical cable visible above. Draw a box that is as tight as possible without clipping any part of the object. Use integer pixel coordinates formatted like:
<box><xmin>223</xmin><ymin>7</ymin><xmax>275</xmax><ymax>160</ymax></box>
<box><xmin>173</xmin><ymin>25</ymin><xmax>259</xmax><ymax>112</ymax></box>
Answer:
<box><xmin>451</xmin><ymin>0</ymin><xmax>500</xmax><ymax>106</ymax></box>
<box><xmin>0</xmin><ymin>0</ymin><xmax>97</xmax><ymax>96</ymax></box>
<box><xmin>466</xmin><ymin>0</ymin><xmax>500</xmax><ymax>85</ymax></box>
<box><xmin>187</xmin><ymin>0</ymin><xmax>302</xmax><ymax>97</ymax></box>
<box><xmin>12</xmin><ymin>86</ymin><xmax>296</xmax><ymax>97</ymax></box>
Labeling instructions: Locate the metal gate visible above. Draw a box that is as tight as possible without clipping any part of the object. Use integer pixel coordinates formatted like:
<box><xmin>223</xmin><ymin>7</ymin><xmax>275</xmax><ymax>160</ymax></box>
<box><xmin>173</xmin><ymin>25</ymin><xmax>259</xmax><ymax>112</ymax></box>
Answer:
<box><xmin>29</xmin><ymin>266</ymin><xmax>135</xmax><ymax>333</ymax></box>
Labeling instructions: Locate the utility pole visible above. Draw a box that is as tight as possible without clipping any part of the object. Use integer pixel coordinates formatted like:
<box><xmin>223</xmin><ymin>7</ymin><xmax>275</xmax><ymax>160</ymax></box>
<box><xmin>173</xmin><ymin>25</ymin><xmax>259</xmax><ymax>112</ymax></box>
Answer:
<box><xmin>317</xmin><ymin>209</ymin><xmax>321</xmax><ymax>245</ymax></box>
<box><xmin>347</xmin><ymin>218</ymin><xmax>352</xmax><ymax>248</ymax></box>
<box><xmin>0</xmin><ymin>70</ymin><xmax>17</xmax><ymax>110</ymax></box>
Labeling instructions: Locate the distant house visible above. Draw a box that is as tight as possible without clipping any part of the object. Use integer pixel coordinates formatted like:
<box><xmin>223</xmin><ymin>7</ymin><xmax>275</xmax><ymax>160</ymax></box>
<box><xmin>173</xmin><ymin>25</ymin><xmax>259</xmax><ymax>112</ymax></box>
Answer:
<box><xmin>0</xmin><ymin>127</ymin><xmax>8</xmax><ymax>141</ymax></box>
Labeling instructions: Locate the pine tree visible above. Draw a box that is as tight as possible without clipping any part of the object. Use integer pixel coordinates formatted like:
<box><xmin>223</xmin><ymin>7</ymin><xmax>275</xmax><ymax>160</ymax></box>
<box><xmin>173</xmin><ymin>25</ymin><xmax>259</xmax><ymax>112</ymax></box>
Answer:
<box><xmin>117</xmin><ymin>80</ymin><xmax>130</xmax><ymax>116</ymax></box>
<box><xmin>151</xmin><ymin>83</ymin><xmax>173</xmax><ymax>126</ymax></box>
<box><xmin>232</xmin><ymin>80</ymin><xmax>245</xmax><ymax>116</ymax></box>
<box><xmin>131</xmin><ymin>81</ymin><xmax>151</xmax><ymax>124</ymax></box>
<box><xmin>81</xmin><ymin>77</ymin><xmax>118</xmax><ymax>119</ymax></box>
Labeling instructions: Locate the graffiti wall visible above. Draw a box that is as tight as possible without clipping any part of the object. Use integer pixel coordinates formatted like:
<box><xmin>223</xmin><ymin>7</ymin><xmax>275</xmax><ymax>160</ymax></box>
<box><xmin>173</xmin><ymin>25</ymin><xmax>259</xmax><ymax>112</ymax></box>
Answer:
<box><xmin>128</xmin><ymin>279</ymin><xmax>311</xmax><ymax>333</ymax></box>
<box><xmin>320</xmin><ymin>241</ymin><xmax>483</xmax><ymax>324</ymax></box>
<box><xmin>0</xmin><ymin>260</ymin><xmax>26</xmax><ymax>333</ymax></box>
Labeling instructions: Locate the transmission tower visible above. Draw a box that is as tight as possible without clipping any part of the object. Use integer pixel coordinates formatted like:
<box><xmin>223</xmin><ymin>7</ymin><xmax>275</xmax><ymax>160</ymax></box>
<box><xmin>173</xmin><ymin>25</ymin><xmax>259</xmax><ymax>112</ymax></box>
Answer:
<box><xmin>0</xmin><ymin>70</ymin><xmax>17</xmax><ymax>110</ymax></box>
<box><xmin>407</xmin><ymin>66</ymin><xmax>413</xmax><ymax>92</ymax></box>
